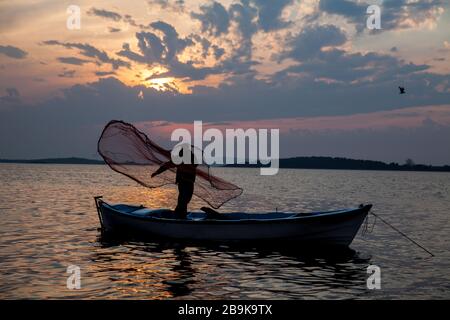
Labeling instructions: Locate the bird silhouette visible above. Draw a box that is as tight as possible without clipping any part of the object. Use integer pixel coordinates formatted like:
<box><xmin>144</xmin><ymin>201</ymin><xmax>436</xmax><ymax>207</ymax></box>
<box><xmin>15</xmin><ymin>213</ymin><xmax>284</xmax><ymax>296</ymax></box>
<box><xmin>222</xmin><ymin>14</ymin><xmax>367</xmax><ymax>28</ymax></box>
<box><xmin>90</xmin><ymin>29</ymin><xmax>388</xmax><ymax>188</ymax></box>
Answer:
<box><xmin>399</xmin><ymin>86</ymin><xmax>406</xmax><ymax>94</ymax></box>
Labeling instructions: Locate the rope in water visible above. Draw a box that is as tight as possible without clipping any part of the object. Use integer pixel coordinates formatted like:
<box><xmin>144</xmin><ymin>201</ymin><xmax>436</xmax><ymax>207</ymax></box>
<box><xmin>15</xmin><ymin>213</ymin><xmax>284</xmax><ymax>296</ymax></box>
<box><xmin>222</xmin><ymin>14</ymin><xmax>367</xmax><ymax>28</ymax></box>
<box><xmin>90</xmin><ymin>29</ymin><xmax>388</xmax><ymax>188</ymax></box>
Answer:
<box><xmin>370</xmin><ymin>211</ymin><xmax>434</xmax><ymax>257</ymax></box>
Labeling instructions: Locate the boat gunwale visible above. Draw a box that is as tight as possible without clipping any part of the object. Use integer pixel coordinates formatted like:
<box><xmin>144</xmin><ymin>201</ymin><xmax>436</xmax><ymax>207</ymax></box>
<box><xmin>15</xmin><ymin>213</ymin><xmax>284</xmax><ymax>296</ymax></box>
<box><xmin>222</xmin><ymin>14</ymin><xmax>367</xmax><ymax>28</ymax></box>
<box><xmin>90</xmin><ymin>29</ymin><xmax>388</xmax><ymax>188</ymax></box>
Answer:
<box><xmin>99</xmin><ymin>201</ymin><xmax>372</xmax><ymax>225</ymax></box>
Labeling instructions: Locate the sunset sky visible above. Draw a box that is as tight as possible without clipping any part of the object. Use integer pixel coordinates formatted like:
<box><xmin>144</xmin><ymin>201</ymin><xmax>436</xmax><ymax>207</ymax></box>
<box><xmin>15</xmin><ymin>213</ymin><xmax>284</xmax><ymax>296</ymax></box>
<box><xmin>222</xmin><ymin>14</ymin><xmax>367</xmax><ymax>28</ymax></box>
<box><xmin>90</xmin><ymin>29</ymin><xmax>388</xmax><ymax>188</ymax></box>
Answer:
<box><xmin>1</xmin><ymin>0</ymin><xmax>450</xmax><ymax>164</ymax></box>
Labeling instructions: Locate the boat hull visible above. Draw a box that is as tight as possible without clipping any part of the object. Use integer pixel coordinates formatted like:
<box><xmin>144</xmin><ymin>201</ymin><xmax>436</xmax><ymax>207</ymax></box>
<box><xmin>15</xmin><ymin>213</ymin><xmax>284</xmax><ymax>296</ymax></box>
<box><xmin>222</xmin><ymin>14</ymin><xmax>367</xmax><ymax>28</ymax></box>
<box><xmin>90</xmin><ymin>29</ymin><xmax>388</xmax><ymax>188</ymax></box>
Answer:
<box><xmin>95</xmin><ymin>199</ymin><xmax>371</xmax><ymax>247</ymax></box>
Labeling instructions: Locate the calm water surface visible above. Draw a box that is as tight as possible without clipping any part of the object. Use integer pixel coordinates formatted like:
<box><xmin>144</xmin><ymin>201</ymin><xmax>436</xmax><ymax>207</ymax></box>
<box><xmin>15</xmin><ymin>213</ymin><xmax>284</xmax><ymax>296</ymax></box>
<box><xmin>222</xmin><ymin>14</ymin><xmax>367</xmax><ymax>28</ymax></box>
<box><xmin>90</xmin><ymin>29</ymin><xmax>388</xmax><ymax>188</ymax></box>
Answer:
<box><xmin>0</xmin><ymin>164</ymin><xmax>449</xmax><ymax>299</ymax></box>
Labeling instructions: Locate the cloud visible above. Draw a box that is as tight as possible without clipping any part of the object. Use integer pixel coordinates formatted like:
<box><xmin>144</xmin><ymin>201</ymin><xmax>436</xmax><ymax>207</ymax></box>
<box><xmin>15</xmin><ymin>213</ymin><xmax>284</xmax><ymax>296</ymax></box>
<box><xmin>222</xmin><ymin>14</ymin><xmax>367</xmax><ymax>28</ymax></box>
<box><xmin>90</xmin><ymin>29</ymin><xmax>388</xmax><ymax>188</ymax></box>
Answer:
<box><xmin>108</xmin><ymin>27</ymin><xmax>121</xmax><ymax>33</ymax></box>
<box><xmin>229</xmin><ymin>0</ymin><xmax>259</xmax><ymax>59</ymax></box>
<box><xmin>1</xmin><ymin>77</ymin><xmax>449</xmax><ymax>164</ymax></box>
<box><xmin>252</xmin><ymin>0</ymin><xmax>293</xmax><ymax>32</ymax></box>
<box><xmin>87</xmin><ymin>7</ymin><xmax>122</xmax><ymax>21</ymax></box>
<box><xmin>230</xmin><ymin>0</ymin><xmax>258</xmax><ymax>38</ymax></box>
<box><xmin>117</xmin><ymin>25</ymin><xmax>182</xmax><ymax>65</ymax></box>
<box><xmin>319</xmin><ymin>0</ymin><xmax>362</xmax><ymax>19</ymax></box>
<box><xmin>189</xmin><ymin>0</ymin><xmax>293</xmax><ymax>56</ymax></box>
<box><xmin>319</xmin><ymin>0</ymin><xmax>445</xmax><ymax>32</ymax></box>
<box><xmin>0</xmin><ymin>45</ymin><xmax>27</xmax><ymax>59</ymax></box>
<box><xmin>188</xmin><ymin>0</ymin><xmax>293</xmax><ymax>68</ymax></box>
<box><xmin>117</xmin><ymin>21</ymin><xmax>223</xmax><ymax>80</ymax></box>
<box><xmin>57</xmin><ymin>57</ymin><xmax>91</xmax><ymax>65</ymax></box>
<box><xmin>95</xmin><ymin>71</ymin><xmax>116</xmax><ymax>76</ymax></box>
<box><xmin>148</xmin><ymin>0</ymin><xmax>185</xmax><ymax>12</ymax></box>
<box><xmin>0</xmin><ymin>87</ymin><xmax>20</xmax><ymax>103</ymax></box>
<box><xmin>117</xmin><ymin>18</ymin><xmax>263</xmax><ymax>81</ymax></box>
<box><xmin>279</xmin><ymin>25</ymin><xmax>347</xmax><ymax>61</ymax></box>
<box><xmin>6</xmin><ymin>88</ymin><xmax>19</xmax><ymax>97</ymax></box>
<box><xmin>58</xmin><ymin>69</ymin><xmax>76</xmax><ymax>78</ymax></box>
<box><xmin>137</xmin><ymin>105</ymin><xmax>450</xmax><ymax>165</ymax></box>
<box><xmin>43</xmin><ymin>40</ymin><xmax>130</xmax><ymax>70</ymax></box>
<box><xmin>86</xmin><ymin>7</ymin><xmax>149</xmax><ymax>29</ymax></box>
<box><xmin>151</xmin><ymin>21</ymin><xmax>194</xmax><ymax>61</ymax></box>
<box><xmin>191</xmin><ymin>1</ymin><xmax>230</xmax><ymax>36</ymax></box>
<box><xmin>272</xmin><ymin>21</ymin><xmax>432</xmax><ymax>85</ymax></box>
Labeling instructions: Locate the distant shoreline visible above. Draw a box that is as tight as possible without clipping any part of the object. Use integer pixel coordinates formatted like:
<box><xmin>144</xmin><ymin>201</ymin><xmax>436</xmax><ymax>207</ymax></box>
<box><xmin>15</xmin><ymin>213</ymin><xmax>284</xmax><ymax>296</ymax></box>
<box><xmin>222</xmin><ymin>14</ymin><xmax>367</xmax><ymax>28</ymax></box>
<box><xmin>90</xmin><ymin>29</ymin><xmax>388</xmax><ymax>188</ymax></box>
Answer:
<box><xmin>0</xmin><ymin>157</ymin><xmax>104</xmax><ymax>165</ymax></box>
<box><xmin>1</xmin><ymin>156</ymin><xmax>450</xmax><ymax>172</ymax></box>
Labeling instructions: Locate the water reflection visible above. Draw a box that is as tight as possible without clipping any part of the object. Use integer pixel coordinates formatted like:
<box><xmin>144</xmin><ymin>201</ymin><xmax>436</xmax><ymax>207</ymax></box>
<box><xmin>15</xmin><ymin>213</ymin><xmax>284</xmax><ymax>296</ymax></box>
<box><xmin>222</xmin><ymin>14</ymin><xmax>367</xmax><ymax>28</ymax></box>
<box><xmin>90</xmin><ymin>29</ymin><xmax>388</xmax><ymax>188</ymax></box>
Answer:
<box><xmin>94</xmin><ymin>232</ymin><xmax>371</xmax><ymax>299</ymax></box>
<box><xmin>163</xmin><ymin>247</ymin><xmax>195</xmax><ymax>297</ymax></box>
<box><xmin>2</xmin><ymin>164</ymin><xmax>449</xmax><ymax>299</ymax></box>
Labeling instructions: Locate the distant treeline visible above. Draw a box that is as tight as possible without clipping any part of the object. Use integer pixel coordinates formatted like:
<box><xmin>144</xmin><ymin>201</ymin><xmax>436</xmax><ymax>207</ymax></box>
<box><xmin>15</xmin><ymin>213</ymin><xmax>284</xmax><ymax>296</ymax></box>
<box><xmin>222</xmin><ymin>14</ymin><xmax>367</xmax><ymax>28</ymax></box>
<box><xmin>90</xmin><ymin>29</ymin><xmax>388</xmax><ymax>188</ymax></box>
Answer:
<box><xmin>1</xmin><ymin>156</ymin><xmax>450</xmax><ymax>172</ymax></box>
<box><xmin>0</xmin><ymin>157</ymin><xmax>104</xmax><ymax>165</ymax></box>
<box><xmin>226</xmin><ymin>156</ymin><xmax>450</xmax><ymax>172</ymax></box>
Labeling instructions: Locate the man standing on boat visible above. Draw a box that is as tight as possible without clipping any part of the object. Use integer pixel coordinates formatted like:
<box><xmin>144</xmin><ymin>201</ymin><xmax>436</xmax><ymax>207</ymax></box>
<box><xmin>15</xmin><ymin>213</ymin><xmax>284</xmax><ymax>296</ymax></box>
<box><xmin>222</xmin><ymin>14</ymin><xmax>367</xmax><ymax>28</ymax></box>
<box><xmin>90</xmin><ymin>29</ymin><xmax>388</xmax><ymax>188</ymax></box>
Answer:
<box><xmin>151</xmin><ymin>147</ymin><xmax>198</xmax><ymax>219</ymax></box>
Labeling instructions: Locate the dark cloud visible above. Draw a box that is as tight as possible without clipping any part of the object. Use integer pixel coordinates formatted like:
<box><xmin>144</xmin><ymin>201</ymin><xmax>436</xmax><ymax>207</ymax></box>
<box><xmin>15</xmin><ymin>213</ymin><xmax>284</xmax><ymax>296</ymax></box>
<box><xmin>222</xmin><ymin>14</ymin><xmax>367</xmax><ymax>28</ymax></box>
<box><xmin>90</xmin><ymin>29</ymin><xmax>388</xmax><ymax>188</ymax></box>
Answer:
<box><xmin>277</xmin><ymin>48</ymin><xmax>430</xmax><ymax>85</ymax></box>
<box><xmin>117</xmin><ymin>22</ymin><xmax>222</xmax><ymax>81</ymax></box>
<box><xmin>6</xmin><ymin>88</ymin><xmax>19</xmax><ymax>97</ymax></box>
<box><xmin>319</xmin><ymin>0</ymin><xmax>445</xmax><ymax>32</ymax></box>
<box><xmin>122</xmin><ymin>14</ymin><xmax>147</xmax><ymax>29</ymax></box>
<box><xmin>189</xmin><ymin>0</ymin><xmax>292</xmax><ymax>67</ymax></box>
<box><xmin>151</xmin><ymin>21</ymin><xmax>194</xmax><ymax>61</ymax></box>
<box><xmin>0</xmin><ymin>87</ymin><xmax>20</xmax><ymax>103</ymax></box>
<box><xmin>118</xmin><ymin>18</ymin><xmax>263</xmax><ymax>81</ymax></box>
<box><xmin>43</xmin><ymin>40</ymin><xmax>130</xmax><ymax>70</ymax></box>
<box><xmin>382</xmin><ymin>0</ymin><xmax>445</xmax><ymax>30</ymax></box>
<box><xmin>87</xmin><ymin>7</ymin><xmax>122</xmax><ymax>21</ymax></box>
<box><xmin>108</xmin><ymin>27</ymin><xmax>121</xmax><ymax>33</ymax></box>
<box><xmin>191</xmin><ymin>1</ymin><xmax>230</xmax><ymax>36</ymax></box>
<box><xmin>190</xmin><ymin>35</ymin><xmax>214</xmax><ymax>60</ymax></box>
<box><xmin>230</xmin><ymin>0</ymin><xmax>258</xmax><ymax>38</ymax></box>
<box><xmin>212</xmin><ymin>45</ymin><xmax>225</xmax><ymax>59</ymax></box>
<box><xmin>148</xmin><ymin>0</ymin><xmax>185</xmax><ymax>11</ymax></box>
<box><xmin>57</xmin><ymin>57</ymin><xmax>91</xmax><ymax>65</ymax></box>
<box><xmin>1</xmin><ymin>76</ymin><xmax>450</xmax><ymax>162</ymax></box>
<box><xmin>95</xmin><ymin>71</ymin><xmax>116</xmax><ymax>76</ymax></box>
<box><xmin>252</xmin><ymin>0</ymin><xmax>293</xmax><ymax>32</ymax></box>
<box><xmin>117</xmin><ymin>21</ymin><xmax>193</xmax><ymax>64</ymax></box>
<box><xmin>229</xmin><ymin>0</ymin><xmax>258</xmax><ymax>59</ymax></box>
<box><xmin>86</xmin><ymin>8</ymin><xmax>148</xmax><ymax>29</ymax></box>
<box><xmin>117</xmin><ymin>43</ymin><xmax>147</xmax><ymax>64</ymax></box>
<box><xmin>58</xmin><ymin>69</ymin><xmax>76</xmax><ymax>78</ymax></box>
<box><xmin>279</xmin><ymin>25</ymin><xmax>347</xmax><ymax>61</ymax></box>
<box><xmin>0</xmin><ymin>45</ymin><xmax>28</xmax><ymax>59</ymax></box>
<box><xmin>190</xmin><ymin>0</ymin><xmax>293</xmax><ymax>38</ymax></box>
<box><xmin>5</xmin><ymin>60</ymin><xmax>449</xmax><ymax>123</ymax></box>
<box><xmin>319</xmin><ymin>0</ymin><xmax>362</xmax><ymax>19</ymax></box>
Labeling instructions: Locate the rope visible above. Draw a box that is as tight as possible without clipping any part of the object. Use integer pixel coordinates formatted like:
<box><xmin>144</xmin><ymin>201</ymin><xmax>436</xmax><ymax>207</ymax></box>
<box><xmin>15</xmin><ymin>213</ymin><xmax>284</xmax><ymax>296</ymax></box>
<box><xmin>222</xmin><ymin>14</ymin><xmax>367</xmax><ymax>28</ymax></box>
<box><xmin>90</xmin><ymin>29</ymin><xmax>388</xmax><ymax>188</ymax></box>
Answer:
<box><xmin>362</xmin><ymin>213</ymin><xmax>377</xmax><ymax>236</ymax></box>
<box><xmin>370</xmin><ymin>211</ymin><xmax>434</xmax><ymax>257</ymax></box>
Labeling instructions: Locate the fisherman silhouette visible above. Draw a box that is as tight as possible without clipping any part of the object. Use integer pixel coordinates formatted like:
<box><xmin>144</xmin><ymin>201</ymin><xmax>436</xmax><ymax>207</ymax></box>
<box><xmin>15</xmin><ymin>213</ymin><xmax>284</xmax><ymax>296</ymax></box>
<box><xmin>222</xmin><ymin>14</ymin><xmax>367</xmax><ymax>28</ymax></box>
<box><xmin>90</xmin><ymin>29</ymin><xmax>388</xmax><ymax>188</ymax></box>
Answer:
<box><xmin>151</xmin><ymin>146</ymin><xmax>198</xmax><ymax>218</ymax></box>
<box><xmin>399</xmin><ymin>86</ymin><xmax>406</xmax><ymax>94</ymax></box>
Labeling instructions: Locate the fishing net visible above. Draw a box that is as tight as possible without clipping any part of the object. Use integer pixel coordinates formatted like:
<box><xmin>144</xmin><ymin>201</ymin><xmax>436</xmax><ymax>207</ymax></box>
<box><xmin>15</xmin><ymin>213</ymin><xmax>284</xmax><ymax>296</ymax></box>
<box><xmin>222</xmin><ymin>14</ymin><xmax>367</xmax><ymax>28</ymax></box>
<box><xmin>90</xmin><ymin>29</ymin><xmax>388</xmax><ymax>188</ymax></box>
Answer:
<box><xmin>97</xmin><ymin>120</ymin><xmax>243</xmax><ymax>209</ymax></box>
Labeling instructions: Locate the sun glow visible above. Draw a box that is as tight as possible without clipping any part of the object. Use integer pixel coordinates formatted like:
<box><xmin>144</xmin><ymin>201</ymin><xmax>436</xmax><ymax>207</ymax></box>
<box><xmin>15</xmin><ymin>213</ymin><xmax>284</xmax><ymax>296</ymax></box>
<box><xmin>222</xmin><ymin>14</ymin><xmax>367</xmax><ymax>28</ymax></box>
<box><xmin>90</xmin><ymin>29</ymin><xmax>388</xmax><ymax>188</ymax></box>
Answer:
<box><xmin>119</xmin><ymin>65</ymin><xmax>223</xmax><ymax>95</ymax></box>
<box><xmin>135</xmin><ymin>67</ymin><xmax>191</xmax><ymax>93</ymax></box>
<box><xmin>147</xmin><ymin>77</ymin><xmax>178</xmax><ymax>91</ymax></box>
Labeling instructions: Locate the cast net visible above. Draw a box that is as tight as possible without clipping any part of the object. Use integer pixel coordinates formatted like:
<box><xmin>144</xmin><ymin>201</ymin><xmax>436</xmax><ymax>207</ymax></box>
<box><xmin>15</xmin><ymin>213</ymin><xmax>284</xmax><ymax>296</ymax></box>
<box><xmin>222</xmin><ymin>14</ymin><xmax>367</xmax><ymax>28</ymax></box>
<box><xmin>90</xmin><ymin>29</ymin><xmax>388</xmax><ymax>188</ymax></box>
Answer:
<box><xmin>97</xmin><ymin>120</ymin><xmax>242</xmax><ymax>209</ymax></box>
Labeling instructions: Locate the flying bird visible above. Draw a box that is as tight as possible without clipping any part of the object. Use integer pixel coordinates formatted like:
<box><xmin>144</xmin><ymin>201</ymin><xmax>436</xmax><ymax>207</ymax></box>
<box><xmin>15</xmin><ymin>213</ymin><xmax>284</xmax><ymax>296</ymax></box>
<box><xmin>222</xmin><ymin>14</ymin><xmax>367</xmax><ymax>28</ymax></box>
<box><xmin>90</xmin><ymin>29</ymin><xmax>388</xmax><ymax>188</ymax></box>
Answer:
<box><xmin>399</xmin><ymin>86</ymin><xmax>406</xmax><ymax>94</ymax></box>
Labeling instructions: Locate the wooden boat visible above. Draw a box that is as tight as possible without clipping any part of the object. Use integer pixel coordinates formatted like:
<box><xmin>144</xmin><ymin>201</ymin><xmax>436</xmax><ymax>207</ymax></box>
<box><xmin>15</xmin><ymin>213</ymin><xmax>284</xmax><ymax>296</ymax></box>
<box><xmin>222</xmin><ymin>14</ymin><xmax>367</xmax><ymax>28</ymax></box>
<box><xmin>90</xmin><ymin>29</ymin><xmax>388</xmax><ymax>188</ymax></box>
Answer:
<box><xmin>94</xmin><ymin>197</ymin><xmax>371</xmax><ymax>247</ymax></box>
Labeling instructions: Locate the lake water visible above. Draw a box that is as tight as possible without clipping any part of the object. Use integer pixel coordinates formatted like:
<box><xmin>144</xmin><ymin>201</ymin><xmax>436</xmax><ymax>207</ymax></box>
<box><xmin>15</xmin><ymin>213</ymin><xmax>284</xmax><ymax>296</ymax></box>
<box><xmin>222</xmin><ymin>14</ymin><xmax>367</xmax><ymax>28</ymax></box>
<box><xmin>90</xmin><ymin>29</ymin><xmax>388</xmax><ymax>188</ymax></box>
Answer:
<box><xmin>0</xmin><ymin>164</ymin><xmax>449</xmax><ymax>299</ymax></box>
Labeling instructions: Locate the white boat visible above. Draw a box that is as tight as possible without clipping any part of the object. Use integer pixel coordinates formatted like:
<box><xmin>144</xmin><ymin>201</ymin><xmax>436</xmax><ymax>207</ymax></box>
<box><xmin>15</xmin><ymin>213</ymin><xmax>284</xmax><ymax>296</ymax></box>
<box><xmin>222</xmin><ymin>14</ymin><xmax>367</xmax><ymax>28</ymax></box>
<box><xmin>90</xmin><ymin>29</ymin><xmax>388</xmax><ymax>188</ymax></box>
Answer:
<box><xmin>94</xmin><ymin>197</ymin><xmax>371</xmax><ymax>247</ymax></box>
